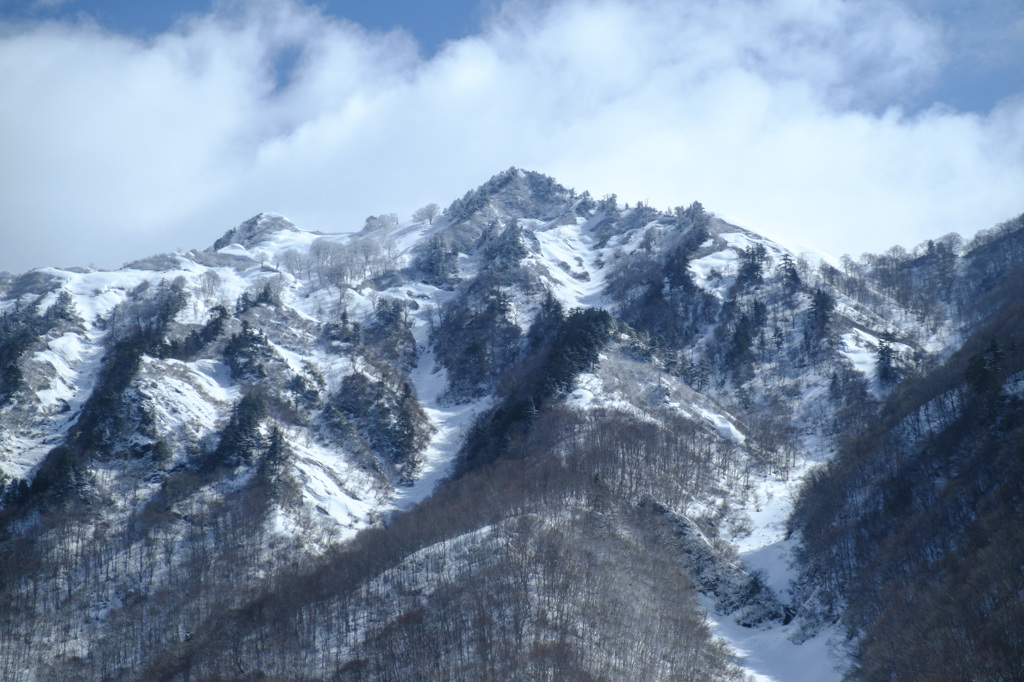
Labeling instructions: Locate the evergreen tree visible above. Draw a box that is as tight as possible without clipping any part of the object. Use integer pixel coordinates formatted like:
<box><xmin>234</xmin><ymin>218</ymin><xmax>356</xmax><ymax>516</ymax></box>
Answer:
<box><xmin>544</xmin><ymin>308</ymin><xmax>614</xmax><ymax>393</ymax></box>
<box><xmin>419</xmin><ymin>234</ymin><xmax>459</xmax><ymax>284</ymax></box>
<box><xmin>738</xmin><ymin>243</ymin><xmax>769</xmax><ymax>285</ymax></box>
<box><xmin>259</xmin><ymin>425</ymin><xmax>291</xmax><ymax>486</ymax></box>
<box><xmin>877</xmin><ymin>332</ymin><xmax>897</xmax><ymax>384</ymax></box>
<box><xmin>394</xmin><ymin>383</ymin><xmax>423</xmax><ymax>478</ymax></box>
<box><xmin>779</xmin><ymin>253</ymin><xmax>801</xmax><ymax>290</ymax></box>
<box><xmin>482</xmin><ymin>219</ymin><xmax>529</xmax><ymax>267</ymax></box>
<box><xmin>731</xmin><ymin>314</ymin><xmax>755</xmax><ymax>362</ymax></box>
<box><xmin>211</xmin><ymin>392</ymin><xmax>267</xmax><ymax>468</ymax></box>
<box><xmin>224</xmin><ymin>322</ymin><xmax>273</xmax><ymax>380</ymax></box>
<box><xmin>809</xmin><ymin>288</ymin><xmax>836</xmax><ymax>340</ymax></box>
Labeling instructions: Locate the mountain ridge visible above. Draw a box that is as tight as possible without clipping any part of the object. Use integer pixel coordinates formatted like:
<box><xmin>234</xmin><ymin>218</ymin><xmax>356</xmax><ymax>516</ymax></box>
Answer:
<box><xmin>0</xmin><ymin>167</ymin><xmax>1021</xmax><ymax>680</ymax></box>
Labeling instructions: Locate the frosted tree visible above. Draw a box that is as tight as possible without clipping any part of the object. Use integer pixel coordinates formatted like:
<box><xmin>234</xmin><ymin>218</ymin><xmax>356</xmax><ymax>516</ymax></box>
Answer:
<box><xmin>413</xmin><ymin>203</ymin><xmax>440</xmax><ymax>224</ymax></box>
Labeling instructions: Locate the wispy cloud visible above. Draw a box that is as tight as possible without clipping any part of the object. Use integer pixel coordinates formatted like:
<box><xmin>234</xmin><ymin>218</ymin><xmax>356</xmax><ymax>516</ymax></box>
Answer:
<box><xmin>32</xmin><ymin>0</ymin><xmax>77</xmax><ymax>8</ymax></box>
<box><xmin>1</xmin><ymin>0</ymin><xmax>1022</xmax><ymax>273</ymax></box>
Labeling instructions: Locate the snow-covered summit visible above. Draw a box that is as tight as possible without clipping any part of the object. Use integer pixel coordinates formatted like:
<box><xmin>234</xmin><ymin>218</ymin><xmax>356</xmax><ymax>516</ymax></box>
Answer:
<box><xmin>210</xmin><ymin>212</ymin><xmax>299</xmax><ymax>251</ymax></box>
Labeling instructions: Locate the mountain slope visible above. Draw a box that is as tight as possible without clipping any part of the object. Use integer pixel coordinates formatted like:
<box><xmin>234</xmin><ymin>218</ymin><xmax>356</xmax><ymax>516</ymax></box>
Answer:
<box><xmin>790</xmin><ymin>229</ymin><xmax>1024</xmax><ymax>680</ymax></box>
<box><xmin>0</xmin><ymin>168</ymin><xmax>1018</xmax><ymax>680</ymax></box>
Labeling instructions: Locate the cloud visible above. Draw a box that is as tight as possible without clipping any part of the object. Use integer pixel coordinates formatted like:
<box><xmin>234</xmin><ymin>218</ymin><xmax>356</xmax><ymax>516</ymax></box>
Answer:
<box><xmin>1</xmin><ymin>0</ymin><xmax>1023</xmax><ymax>273</ymax></box>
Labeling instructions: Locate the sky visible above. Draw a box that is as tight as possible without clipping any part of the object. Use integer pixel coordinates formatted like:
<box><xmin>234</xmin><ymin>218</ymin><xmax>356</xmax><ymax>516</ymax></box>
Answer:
<box><xmin>1</xmin><ymin>0</ymin><xmax>1023</xmax><ymax>274</ymax></box>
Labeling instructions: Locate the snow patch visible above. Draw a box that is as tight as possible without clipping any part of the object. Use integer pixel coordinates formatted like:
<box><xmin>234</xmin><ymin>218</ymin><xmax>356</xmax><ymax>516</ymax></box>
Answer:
<box><xmin>690</xmin><ymin>248</ymin><xmax>738</xmax><ymax>297</ymax></box>
<box><xmin>841</xmin><ymin>329</ymin><xmax>879</xmax><ymax>380</ymax></box>
<box><xmin>531</xmin><ymin>225</ymin><xmax>610</xmax><ymax>309</ymax></box>
<box><xmin>703</xmin><ymin>599</ymin><xmax>845</xmax><ymax>682</ymax></box>
<box><xmin>696</xmin><ymin>406</ymin><xmax>746</xmax><ymax>443</ymax></box>
<box><xmin>33</xmin><ymin>332</ymin><xmax>86</xmax><ymax>409</ymax></box>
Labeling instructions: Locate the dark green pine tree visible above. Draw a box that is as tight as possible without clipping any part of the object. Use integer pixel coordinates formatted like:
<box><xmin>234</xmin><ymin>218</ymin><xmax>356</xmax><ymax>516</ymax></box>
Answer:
<box><xmin>779</xmin><ymin>253</ymin><xmax>801</xmax><ymax>290</ymax></box>
<box><xmin>259</xmin><ymin>425</ymin><xmax>291</xmax><ymax>486</ymax></box>
<box><xmin>393</xmin><ymin>383</ymin><xmax>421</xmax><ymax>478</ymax></box>
<box><xmin>738</xmin><ymin>243</ymin><xmax>769</xmax><ymax>285</ymax></box>
<box><xmin>212</xmin><ymin>392</ymin><xmax>267</xmax><ymax>468</ymax></box>
<box><xmin>731</xmin><ymin>313</ymin><xmax>755</xmax><ymax>362</ymax></box>
<box><xmin>809</xmin><ymin>288</ymin><xmax>836</xmax><ymax>340</ymax></box>
<box><xmin>877</xmin><ymin>332</ymin><xmax>897</xmax><ymax>384</ymax></box>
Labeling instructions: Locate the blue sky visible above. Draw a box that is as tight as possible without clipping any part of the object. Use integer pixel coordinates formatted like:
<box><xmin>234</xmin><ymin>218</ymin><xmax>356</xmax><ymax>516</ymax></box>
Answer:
<box><xmin>1</xmin><ymin>0</ymin><xmax>1023</xmax><ymax>273</ymax></box>
<box><xmin>0</xmin><ymin>1</ymin><xmax>488</xmax><ymax>56</ymax></box>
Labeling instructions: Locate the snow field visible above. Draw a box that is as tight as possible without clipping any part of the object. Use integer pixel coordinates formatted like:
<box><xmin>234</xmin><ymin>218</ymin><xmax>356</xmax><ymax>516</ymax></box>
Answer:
<box><xmin>701</xmin><ymin>594</ymin><xmax>844</xmax><ymax>682</ymax></box>
<box><xmin>530</xmin><ymin>224</ymin><xmax>610</xmax><ymax>310</ymax></box>
<box><xmin>288</xmin><ymin>432</ymin><xmax>377</xmax><ymax>539</ymax></box>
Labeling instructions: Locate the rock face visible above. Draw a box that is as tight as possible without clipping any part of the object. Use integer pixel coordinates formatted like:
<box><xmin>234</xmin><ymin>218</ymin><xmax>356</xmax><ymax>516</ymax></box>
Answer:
<box><xmin>0</xmin><ymin>168</ymin><xmax>1021</xmax><ymax>681</ymax></box>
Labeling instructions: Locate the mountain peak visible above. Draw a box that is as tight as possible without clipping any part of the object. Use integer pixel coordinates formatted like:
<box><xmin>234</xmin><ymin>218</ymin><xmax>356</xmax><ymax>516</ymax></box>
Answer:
<box><xmin>444</xmin><ymin>167</ymin><xmax>576</xmax><ymax>224</ymax></box>
<box><xmin>209</xmin><ymin>212</ymin><xmax>298</xmax><ymax>252</ymax></box>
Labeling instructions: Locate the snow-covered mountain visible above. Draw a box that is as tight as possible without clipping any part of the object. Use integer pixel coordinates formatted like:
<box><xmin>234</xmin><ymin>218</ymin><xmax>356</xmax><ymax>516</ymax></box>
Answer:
<box><xmin>1</xmin><ymin>168</ymin><xmax>1021</xmax><ymax>681</ymax></box>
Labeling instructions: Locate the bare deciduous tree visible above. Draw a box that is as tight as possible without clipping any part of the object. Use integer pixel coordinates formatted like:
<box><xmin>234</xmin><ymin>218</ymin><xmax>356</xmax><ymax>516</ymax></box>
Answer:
<box><xmin>413</xmin><ymin>203</ymin><xmax>440</xmax><ymax>225</ymax></box>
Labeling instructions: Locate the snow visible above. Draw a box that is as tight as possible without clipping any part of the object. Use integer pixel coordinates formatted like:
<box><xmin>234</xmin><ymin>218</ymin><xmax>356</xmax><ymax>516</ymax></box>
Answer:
<box><xmin>531</xmin><ymin>225</ymin><xmax>609</xmax><ymax>309</ymax></box>
<box><xmin>710</xmin><ymin>455</ymin><xmax>848</xmax><ymax>682</ymax></box>
<box><xmin>48</xmin><ymin>268</ymin><xmax>149</xmax><ymax>327</ymax></box>
<box><xmin>565</xmin><ymin>372</ymin><xmax>601</xmax><ymax>409</ymax></box>
<box><xmin>374</xmin><ymin>278</ymin><xmax>493</xmax><ymax>511</ymax></box>
<box><xmin>0</xmin><ymin>433</ymin><xmax>56</xmax><ymax>480</ymax></box>
<box><xmin>719</xmin><ymin>231</ymin><xmax>760</xmax><ymax>252</ymax></box>
<box><xmin>289</xmin><ymin>434</ymin><xmax>376</xmax><ymax>538</ymax></box>
<box><xmin>841</xmin><ymin>329</ymin><xmax>879</xmax><ymax>384</ymax></box>
<box><xmin>191</xmin><ymin>360</ymin><xmax>236</xmax><ymax>401</ymax></box>
<box><xmin>695</xmin><ymin>406</ymin><xmax>746</xmax><ymax>443</ymax></box>
<box><xmin>216</xmin><ymin>244</ymin><xmax>254</xmax><ymax>258</ymax></box>
<box><xmin>689</xmin><ymin>247</ymin><xmax>738</xmax><ymax>296</ymax></box>
<box><xmin>689</xmin><ymin>228</ymin><xmax>797</xmax><ymax>298</ymax></box>
<box><xmin>0</xmin><ymin>194</ymin><xmax>898</xmax><ymax>680</ymax></box>
<box><xmin>702</xmin><ymin>598</ymin><xmax>845</xmax><ymax>682</ymax></box>
<box><xmin>33</xmin><ymin>332</ymin><xmax>86</xmax><ymax>409</ymax></box>
<box><xmin>1</xmin><ymin>326</ymin><xmax>107</xmax><ymax>479</ymax></box>
<box><xmin>257</xmin><ymin>219</ymin><xmax>323</xmax><ymax>253</ymax></box>
<box><xmin>716</xmin><ymin>213</ymin><xmax>842</xmax><ymax>268</ymax></box>
<box><xmin>730</xmin><ymin>463</ymin><xmax>816</xmax><ymax>594</ymax></box>
<box><xmin>140</xmin><ymin>358</ymin><xmax>238</xmax><ymax>446</ymax></box>
<box><xmin>556</xmin><ymin>343</ymin><xmax>851</xmax><ymax>682</ymax></box>
<box><xmin>389</xmin><ymin>348</ymin><xmax>489</xmax><ymax>512</ymax></box>
<box><xmin>392</xmin><ymin>219</ymin><xmax>443</xmax><ymax>254</ymax></box>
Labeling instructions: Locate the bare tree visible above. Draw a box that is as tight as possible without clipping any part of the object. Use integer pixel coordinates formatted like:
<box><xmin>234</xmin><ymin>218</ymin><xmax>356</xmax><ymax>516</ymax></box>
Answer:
<box><xmin>201</xmin><ymin>269</ymin><xmax>222</xmax><ymax>302</ymax></box>
<box><xmin>413</xmin><ymin>203</ymin><xmax>440</xmax><ymax>225</ymax></box>
<box><xmin>276</xmin><ymin>249</ymin><xmax>305</xmax><ymax>278</ymax></box>
<box><xmin>364</xmin><ymin>213</ymin><xmax>399</xmax><ymax>234</ymax></box>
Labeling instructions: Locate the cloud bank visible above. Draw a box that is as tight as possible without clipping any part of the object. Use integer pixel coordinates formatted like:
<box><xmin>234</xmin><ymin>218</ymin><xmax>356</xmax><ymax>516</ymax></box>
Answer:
<box><xmin>1</xmin><ymin>0</ymin><xmax>1023</xmax><ymax>273</ymax></box>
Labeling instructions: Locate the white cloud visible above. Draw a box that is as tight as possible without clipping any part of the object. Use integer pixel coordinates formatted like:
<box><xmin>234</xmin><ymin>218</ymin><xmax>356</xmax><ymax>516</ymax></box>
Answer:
<box><xmin>1</xmin><ymin>0</ymin><xmax>1022</xmax><ymax>273</ymax></box>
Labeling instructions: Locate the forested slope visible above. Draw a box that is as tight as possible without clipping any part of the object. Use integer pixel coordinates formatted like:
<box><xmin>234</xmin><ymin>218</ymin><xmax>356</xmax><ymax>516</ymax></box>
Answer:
<box><xmin>791</xmin><ymin>219</ymin><xmax>1024</xmax><ymax>680</ymax></box>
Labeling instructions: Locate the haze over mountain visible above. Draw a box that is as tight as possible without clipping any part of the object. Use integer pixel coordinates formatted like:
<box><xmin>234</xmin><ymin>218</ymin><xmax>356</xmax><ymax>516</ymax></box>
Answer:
<box><xmin>1</xmin><ymin>169</ymin><xmax>1022</xmax><ymax>680</ymax></box>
